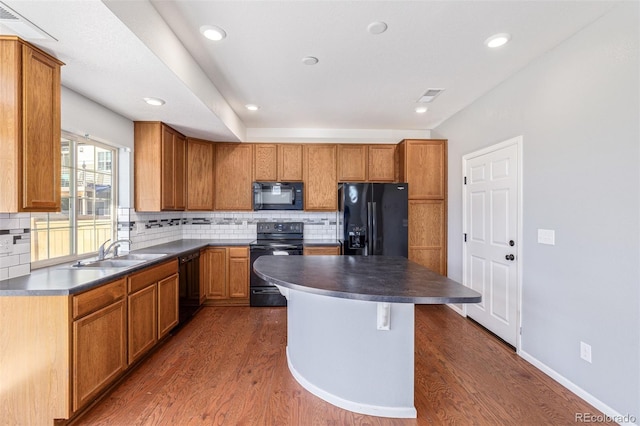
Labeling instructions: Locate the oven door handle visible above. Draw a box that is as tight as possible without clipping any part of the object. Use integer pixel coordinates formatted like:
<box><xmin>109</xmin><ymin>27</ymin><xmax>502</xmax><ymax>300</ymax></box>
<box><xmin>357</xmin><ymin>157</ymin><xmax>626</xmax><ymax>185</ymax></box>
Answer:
<box><xmin>269</xmin><ymin>244</ymin><xmax>300</xmax><ymax>249</ymax></box>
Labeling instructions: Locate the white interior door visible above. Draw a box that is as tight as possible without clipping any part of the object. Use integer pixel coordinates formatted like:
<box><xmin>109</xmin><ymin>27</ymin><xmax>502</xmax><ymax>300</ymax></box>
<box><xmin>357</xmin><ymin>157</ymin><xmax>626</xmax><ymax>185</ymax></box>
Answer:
<box><xmin>463</xmin><ymin>138</ymin><xmax>521</xmax><ymax>347</ymax></box>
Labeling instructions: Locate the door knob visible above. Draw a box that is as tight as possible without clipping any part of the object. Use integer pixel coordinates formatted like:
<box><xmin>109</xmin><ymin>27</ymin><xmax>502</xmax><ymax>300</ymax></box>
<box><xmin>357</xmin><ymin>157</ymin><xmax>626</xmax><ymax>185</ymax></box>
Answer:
<box><xmin>505</xmin><ymin>254</ymin><xmax>515</xmax><ymax>261</ymax></box>
<box><xmin>509</xmin><ymin>240</ymin><xmax>515</xmax><ymax>247</ymax></box>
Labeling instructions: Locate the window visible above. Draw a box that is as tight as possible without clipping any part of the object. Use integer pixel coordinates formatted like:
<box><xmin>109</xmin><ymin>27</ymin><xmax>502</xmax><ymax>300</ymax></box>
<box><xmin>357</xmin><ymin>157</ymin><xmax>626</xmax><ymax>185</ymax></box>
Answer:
<box><xmin>31</xmin><ymin>133</ymin><xmax>118</xmax><ymax>266</ymax></box>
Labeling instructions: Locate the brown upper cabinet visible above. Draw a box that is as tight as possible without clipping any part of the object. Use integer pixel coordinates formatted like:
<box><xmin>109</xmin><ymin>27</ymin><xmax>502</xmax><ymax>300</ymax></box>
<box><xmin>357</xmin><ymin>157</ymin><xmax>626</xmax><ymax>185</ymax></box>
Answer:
<box><xmin>253</xmin><ymin>143</ymin><xmax>304</xmax><ymax>182</ymax></box>
<box><xmin>303</xmin><ymin>144</ymin><xmax>337</xmax><ymax>211</ymax></box>
<box><xmin>367</xmin><ymin>145</ymin><xmax>397</xmax><ymax>182</ymax></box>
<box><xmin>134</xmin><ymin>122</ymin><xmax>186</xmax><ymax>212</ymax></box>
<box><xmin>215</xmin><ymin>143</ymin><xmax>253</xmax><ymax>210</ymax></box>
<box><xmin>337</xmin><ymin>144</ymin><xmax>396</xmax><ymax>182</ymax></box>
<box><xmin>186</xmin><ymin>138</ymin><xmax>215</xmax><ymax>210</ymax></box>
<box><xmin>278</xmin><ymin>144</ymin><xmax>304</xmax><ymax>181</ymax></box>
<box><xmin>398</xmin><ymin>139</ymin><xmax>447</xmax><ymax>199</ymax></box>
<box><xmin>337</xmin><ymin>145</ymin><xmax>367</xmax><ymax>181</ymax></box>
<box><xmin>0</xmin><ymin>36</ymin><xmax>64</xmax><ymax>212</ymax></box>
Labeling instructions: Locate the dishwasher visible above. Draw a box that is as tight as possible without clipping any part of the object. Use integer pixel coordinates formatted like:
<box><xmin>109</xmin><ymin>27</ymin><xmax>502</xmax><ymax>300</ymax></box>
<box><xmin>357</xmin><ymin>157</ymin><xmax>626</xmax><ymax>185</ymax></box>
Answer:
<box><xmin>178</xmin><ymin>250</ymin><xmax>201</xmax><ymax>325</ymax></box>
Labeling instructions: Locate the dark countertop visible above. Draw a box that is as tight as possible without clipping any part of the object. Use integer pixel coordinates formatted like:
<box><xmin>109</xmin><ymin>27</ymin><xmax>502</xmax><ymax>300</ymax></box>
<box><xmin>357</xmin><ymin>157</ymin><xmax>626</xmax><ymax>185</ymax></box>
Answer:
<box><xmin>253</xmin><ymin>255</ymin><xmax>481</xmax><ymax>304</ymax></box>
<box><xmin>0</xmin><ymin>239</ymin><xmax>254</xmax><ymax>296</ymax></box>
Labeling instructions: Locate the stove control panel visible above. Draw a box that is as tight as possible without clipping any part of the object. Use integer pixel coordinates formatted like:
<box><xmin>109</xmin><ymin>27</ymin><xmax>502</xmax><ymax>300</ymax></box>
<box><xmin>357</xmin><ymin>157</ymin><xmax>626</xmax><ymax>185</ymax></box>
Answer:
<box><xmin>257</xmin><ymin>221</ymin><xmax>304</xmax><ymax>234</ymax></box>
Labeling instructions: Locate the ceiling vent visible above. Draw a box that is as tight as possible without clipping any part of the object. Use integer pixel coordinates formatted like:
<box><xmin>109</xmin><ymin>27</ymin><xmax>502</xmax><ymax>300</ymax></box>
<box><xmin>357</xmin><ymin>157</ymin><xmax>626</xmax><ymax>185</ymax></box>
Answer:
<box><xmin>0</xmin><ymin>2</ymin><xmax>56</xmax><ymax>41</ymax></box>
<box><xmin>417</xmin><ymin>88</ymin><xmax>445</xmax><ymax>103</ymax></box>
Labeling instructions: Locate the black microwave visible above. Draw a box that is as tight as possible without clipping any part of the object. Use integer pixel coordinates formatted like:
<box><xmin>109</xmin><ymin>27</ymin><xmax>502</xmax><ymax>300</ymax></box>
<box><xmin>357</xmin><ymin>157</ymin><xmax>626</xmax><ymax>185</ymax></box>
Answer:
<box><xmin>253</xmin><ymin>182</ymin><xmax>303</xmax><ymax>210</ymax></box>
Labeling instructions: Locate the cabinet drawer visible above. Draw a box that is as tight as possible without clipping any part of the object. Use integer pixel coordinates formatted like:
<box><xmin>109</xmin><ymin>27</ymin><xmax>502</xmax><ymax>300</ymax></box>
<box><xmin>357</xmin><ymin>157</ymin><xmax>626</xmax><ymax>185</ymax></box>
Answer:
<box><xmin>304</xmin><ymin>246</ymin><xmax>341</xmax><ymax>255</ymax></box>
<box><xmin>72</xmin><ymin>278</ymin><xmax>126</xmax><ymax>320</ymax></box>
<box><xmin>128</xmin><ymin>259</ymin><xmax>178</xmax><ymax>294</ymax></box>
<box><xmin>228</xmin><ymin>247</ymin><xmax>248</xmax><ymax>258</ymax></box>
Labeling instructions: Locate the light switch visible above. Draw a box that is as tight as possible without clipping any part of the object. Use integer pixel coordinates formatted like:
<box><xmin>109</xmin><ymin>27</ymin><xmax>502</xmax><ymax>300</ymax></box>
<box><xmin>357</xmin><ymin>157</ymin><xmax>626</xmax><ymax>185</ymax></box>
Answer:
<box><xmin>537</xmin><ymin>229</ymin><xmax>555</xmax><ymax>245</ymax></box>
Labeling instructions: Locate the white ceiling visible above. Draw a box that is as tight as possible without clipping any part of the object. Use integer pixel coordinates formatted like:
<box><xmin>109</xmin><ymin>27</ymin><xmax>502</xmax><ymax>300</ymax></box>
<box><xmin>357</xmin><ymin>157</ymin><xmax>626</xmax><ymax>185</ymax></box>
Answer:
<box><xmin>1</xmin><ymin>0</ymin><xmax>620</xmax><ymax>142</ymax></box>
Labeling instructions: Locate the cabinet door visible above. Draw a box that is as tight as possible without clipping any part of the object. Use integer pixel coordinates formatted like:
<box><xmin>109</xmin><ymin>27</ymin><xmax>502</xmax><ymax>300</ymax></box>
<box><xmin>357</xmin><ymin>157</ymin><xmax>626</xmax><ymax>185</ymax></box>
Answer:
<box><xmin>408</xmin><ymin>200</ymin><xmax>446</xmax><ymax>275</ymax></box>
<box><xmin>161</xmin><ymin>126</ymin><xmax>176</xmax><ymax>210</ymax></box>
<box><xmin>404</xmin><ymin>140</ymin><xmax>446</xmax><ymax>199</ymax></box>
<box><xmin>204</xmin><ymin>248</ymin><xmax>227</xmax><ymax>299</ymax></box>
<box><xmin>368</xmin><ymin>145</ymin><xmax>396</xmax><ymax>182</ymax></box>
<box><xmin>73</xmin><ymin>299</ymin><xmax>126</xmax><ymax>412</ymax></box>
<box><xmin>228</xmin><ymin>256</ymin><xmax>249</xmax><ymax>299</ymax></box>
<box><xmin>158</xmin><ymin>273</ymin><xmax>179</xmax><ymax>339</ymax></box>
<box><xmin>254</xmin><ymin>144</ymin><xmax>278</xmax><ymax>181</ymax></box>
<box><xmin>215</xmin><ymin>144</ymin><xmax>253</xmax><ymax>210</ymax></box>
<box><xmin>21</xmin><ymin>44</ymin><xmax>61</xmax><ymax>211</ymax></box>
<box><xmin>173</xmin><ymin>134</ymin><xmax>186</xmax><ymax>210</ymax></box>
<box><xmin>187</xmin><ymin>139</ymin><xmax>214</xmax><ymax>210</ymax></box>
<box><xmin>338</xmin><ymin>145</ymin><xmax>367</xmax><ymax>182</ymax></box>
<box><xmin>128</xmin><ymin>284</ymin><xmax>157</xmax><ymax>364</ymax></box>
<box><xmin>278</xmin><ymin>144</ymin><xmax>303</xmax><ymax>181</ymax></box>
<box><xmin>304</xmin><ymin>145</ymin><xmax>337</xmax><ymax>211</ymax></box>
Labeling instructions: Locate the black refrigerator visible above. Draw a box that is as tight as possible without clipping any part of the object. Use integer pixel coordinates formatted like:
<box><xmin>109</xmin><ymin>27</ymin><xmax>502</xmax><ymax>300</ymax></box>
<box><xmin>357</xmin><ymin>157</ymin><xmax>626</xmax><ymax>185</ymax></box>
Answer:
<box><xmin>338</xmin><ymin>183</ymin><xmax>408</xmax><ymax>257</ymax></box>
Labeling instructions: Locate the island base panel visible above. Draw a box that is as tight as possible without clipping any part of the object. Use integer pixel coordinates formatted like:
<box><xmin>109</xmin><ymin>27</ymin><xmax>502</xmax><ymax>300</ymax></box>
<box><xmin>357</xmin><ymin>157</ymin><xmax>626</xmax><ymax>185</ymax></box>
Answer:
<box><xmin>284</xmin><ymin>287</ymin><xmax>416</xmax><ymax>418</ymax></box>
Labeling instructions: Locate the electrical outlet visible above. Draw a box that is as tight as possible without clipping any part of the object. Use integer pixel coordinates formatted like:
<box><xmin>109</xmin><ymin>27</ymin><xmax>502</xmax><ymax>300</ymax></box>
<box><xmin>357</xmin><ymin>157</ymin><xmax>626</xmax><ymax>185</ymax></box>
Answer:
<box><xmin>136</xmin><ymin>222</ymin><xmax>146</xmax><ymax>235</ymax></box>
<box><xmin>537</xmin><ymin>229</ymin><xmax>555</xmax><ymax>245</ymax></box>
<box><xmin>580</xmin><ymin>341</ymin><xmax>592</xmax><ymax>363</ymax></box>
<box><xmin>0</xmin><ymin>235</ymin><xmax>13</xmax><ymax>254</ymax></box>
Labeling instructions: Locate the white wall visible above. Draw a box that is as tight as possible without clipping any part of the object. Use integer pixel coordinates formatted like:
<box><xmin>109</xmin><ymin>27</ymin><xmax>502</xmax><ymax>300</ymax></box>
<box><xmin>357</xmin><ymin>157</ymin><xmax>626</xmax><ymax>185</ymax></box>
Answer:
<box><xmin>435</xmin><ymin>3</ymin><xmax>639</xmax><ymax>420</ymax></box>
<box><xmin>61</xmin><ymin>86</ymin><xmax>134</xmax><ymax>207</ymax></box>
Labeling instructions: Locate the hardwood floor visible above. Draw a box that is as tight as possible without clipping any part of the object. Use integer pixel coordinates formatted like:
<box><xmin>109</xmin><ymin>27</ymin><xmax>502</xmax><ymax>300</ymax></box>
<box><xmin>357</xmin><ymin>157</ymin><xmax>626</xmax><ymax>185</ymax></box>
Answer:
<box><xmin>73</xmin><ymin>305</ymin><xmax>612</xmax><ymax>425</ymax></box>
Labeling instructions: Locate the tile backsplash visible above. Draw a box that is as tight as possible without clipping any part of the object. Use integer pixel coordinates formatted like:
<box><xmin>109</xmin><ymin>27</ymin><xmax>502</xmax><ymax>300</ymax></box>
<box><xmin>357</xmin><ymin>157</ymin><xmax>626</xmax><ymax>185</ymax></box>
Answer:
<box><xmin>0</xmin><ymin>209</ymin><xmax>338</xmax><ymax>281</ymax></box>
<box><xmin>0</xmin><ymin>213</ymin><xmax>32</xmax><ymax>280</ymax></box>
<box><xmin>124</xmin><ymin>209</ymin><xmax>338</xmax><ymax>250</ymax></box>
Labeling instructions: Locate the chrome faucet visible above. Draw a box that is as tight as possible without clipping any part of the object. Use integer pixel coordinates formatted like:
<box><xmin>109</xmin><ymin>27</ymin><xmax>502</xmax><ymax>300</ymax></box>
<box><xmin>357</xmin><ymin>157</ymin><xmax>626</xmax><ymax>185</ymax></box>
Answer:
<box><xmin>98</xmin><ymin>239</ymin><xmax>132</xmax><ymax>260</ymax></box>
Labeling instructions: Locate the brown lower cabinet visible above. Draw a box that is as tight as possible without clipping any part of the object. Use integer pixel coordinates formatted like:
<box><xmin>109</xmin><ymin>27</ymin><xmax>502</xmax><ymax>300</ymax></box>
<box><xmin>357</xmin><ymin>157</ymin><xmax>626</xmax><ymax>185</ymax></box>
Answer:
<box><xmin>303</xmin><ymin>246</ymin><xmax>341</xmax><ymax>255</ymax></box>
<box><xmin>408</xmin><ymin>200</ymin><xmax>447</xmax><ymax>275</ymax></box>
<box><xmin>201</xmin><ymin>246</ymin><xmax>250</xmax><ymax>306</ymax></box>
<box><xmin>72</xmin><ymin>278</ymin><xmax>127</xmax><ymax>412</ymax></box>
<box><xmin>127</xmin><ymin>260</ymin><xmax>179</xmax><ymax>365</ymax></box>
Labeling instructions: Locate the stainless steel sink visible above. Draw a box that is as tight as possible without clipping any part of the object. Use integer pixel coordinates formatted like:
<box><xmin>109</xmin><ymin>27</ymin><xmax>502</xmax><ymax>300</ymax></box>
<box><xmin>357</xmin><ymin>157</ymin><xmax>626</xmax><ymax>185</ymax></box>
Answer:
<box><xmin>115</xmin><ymin>253</ymin><xmax>167</xmax><ymax>261</ymax></box>
<box><xmin>66</xmin><ymin>253</ymin><xmax>167</xmax><ymax>269</ymax></box>
<box><xmin>70</xmin><ymin>259</ymin><xmax>145</xmax><ymax>268</ymax></box>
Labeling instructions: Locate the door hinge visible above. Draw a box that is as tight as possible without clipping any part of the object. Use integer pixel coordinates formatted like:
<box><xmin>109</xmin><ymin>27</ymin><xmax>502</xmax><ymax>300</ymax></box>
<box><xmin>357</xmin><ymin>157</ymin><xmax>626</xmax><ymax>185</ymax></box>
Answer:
<box><xmin>464</xmin><ymin>233</ymin><xmax>467</xmax><ymax>242</ymax></box>
<box><xmin>519</xmin><ymin>327</ymin><xmax>522</xmax><ymax>335</ymax></box>
<box><xmin>464</xmin><ymin>176</ymin><xmax>467</xmax><ymax>185</ymax></box>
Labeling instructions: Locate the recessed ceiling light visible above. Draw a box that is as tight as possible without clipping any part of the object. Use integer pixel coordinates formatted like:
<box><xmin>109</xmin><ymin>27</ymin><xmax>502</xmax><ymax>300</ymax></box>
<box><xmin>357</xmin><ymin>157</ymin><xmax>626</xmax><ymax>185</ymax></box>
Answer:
<box><xmin>485</xmin><ymin>33</ymin><xmax>511</xmax><ymax>48</ymax></box>
<box><xmin>415</xmin><ymin>106</ymin><xmax>428</xmax><ymax>114</ymax></box>
<box><xmin>245</xmin><ymin>104</ymin><xmax>259</xmax><ymax>111</ymax></box>
<box><xmin>143</xmin><ymin>97</ymin><xmax>165</xmax><ymax>106</ymax></box>
<box><xmin>302</xmin><ymin>56</ymin><xmax>319</xmax><ymax>65</ymax></box>
<box><xmin>200</xmin><ymin>25</ymin><xmax>226</xmax><ymax>41</ymax></box>
<box><xmin>367</xmin><ymin>21</ymin><xmax>388</xmax><ymax>35</ymax></box>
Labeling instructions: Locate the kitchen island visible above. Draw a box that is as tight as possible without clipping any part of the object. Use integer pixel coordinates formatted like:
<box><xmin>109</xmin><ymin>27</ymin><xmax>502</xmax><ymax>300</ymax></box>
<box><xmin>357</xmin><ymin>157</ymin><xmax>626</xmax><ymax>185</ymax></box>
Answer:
<box><xmin>253</xmin><ymin>255</ymin><xmax>481</xmax><ymax>418</ymax></box>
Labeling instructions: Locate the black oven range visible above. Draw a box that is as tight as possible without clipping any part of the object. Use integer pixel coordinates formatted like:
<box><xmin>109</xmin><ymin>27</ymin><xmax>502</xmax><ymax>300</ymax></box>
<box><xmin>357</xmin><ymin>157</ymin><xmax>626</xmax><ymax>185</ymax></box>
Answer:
<box><xmin>250</xmin><ymin>221</ymin><xmax>304</xmax><ymax>307</ymax></box>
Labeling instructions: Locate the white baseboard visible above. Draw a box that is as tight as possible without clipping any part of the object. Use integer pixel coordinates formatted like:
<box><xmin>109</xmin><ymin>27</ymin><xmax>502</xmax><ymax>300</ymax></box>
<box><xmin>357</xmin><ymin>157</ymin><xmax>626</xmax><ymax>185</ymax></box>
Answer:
<box><xmin>447</xmin><ymin>303</ymin><xmax>465</xmax><ymax>316</ymax></box>
<box><xmin>519</xmin><ymin>349</ymin><xmax>637</xmax><ymax>426</ymax></box>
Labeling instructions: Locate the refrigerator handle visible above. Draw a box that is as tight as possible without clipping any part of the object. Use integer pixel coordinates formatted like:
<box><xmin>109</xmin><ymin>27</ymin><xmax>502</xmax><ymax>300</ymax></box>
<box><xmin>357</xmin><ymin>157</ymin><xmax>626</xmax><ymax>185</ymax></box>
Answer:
<box><xmin>367</xmin><ymin>201</ymin><xmax>373</xmax><ymax>255</ymax></box>
<box><xmin>372</xmin><ymin>201</ymin><xmax>378</xmax><ymax>254</ymax></box>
